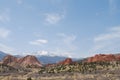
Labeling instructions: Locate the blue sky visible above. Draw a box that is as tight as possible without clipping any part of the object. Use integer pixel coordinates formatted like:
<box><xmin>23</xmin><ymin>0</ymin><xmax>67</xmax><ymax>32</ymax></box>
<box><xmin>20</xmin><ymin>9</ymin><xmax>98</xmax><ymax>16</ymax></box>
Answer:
<box><xmin>0</xmin><ymin>0</ymin><xmax>120</xmax><ymax>58</ymax></box>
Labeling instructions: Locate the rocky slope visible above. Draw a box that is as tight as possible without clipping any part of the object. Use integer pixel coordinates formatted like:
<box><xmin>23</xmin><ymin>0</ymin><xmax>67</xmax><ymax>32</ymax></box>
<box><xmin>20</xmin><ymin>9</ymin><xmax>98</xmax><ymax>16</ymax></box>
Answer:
<box><xmin>1</xmin><ymin>55</ymin><xmax>42</xmax><ymax>68</ymax></box>
<box><xmin>1</xmin><ymin>55</ymin><xmax>18</xmax><ymax>67</ymax></box>
<box><xmin>45</xmin><ymin>58</ymin><xmax>73</xmax><ymax>67</ymax></box>
<box><xmin>18</xmin><ymin>55</ymin><xmax>42</xmax><ymax>68</ymax></box>
<box><xmin>86</xmin><ymin>54</ymin><xmax>120</xmax><ymax>62</ymax></box>
<box><xmin>58</xmin><ymin>58</ymin><xmax>73</xmax><ymax>65</ymax></box>
<box><xmin>0</xmin><ymin>51</ymin><xmax>8</xmax><ymax>60</ymax></box>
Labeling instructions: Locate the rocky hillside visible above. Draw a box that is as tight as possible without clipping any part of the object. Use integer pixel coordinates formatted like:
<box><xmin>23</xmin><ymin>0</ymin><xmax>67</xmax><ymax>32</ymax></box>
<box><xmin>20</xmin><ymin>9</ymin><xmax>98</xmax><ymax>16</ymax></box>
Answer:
<box><xmin>0</xmin><ymin>51</ymin><xmax>8</xmax><ymax>60</ymax></box>
<box><xmin>86</xmin><ymin>54</ymin><xmax>120</xmax><ymax>62</ymax></box>
<box><xmin>58</xmin><ymin>58</ymin><xmax>73</xmax><ymax>65</ymax></box>
<box><xmin>45</xmin><ymin>58</ymin><xmax>73</xmax><ymax>67</ymax></box>
<box><xmin>0</xmin><ymin>63</ymin><xmax>18</xmax><ymax>73</ymax></box>
<box><xmin>2</xmin><ymin>55</ymin><xmax>17</xmax><ymax>65</ymax></box>
<box><xmin>18</xmin><ymin>55</ymin><xmax>42</xmax><ymax>68</ymax></box>
<box><xmin>1</xmin><ymin>55</ymin><xmax>42</xmax><ymax>68</ymax></box>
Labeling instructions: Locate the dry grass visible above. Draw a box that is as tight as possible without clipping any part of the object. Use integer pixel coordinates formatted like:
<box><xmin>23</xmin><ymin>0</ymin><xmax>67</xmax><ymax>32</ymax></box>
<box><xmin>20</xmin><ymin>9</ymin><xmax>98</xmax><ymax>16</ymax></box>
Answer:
<box><xmin>0</xmin><ymin>71</ymin><xmax>120</xmax><ymax>80</ymax></box>
<box><xmin>1</xmin><ymin>62</ymin><xmax>120</xmax><ymax>80</ymax></box>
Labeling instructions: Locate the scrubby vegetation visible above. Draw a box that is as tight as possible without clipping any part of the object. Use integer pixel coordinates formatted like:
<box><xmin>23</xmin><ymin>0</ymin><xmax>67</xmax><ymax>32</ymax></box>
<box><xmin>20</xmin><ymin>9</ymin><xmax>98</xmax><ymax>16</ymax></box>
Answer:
<box><xmin>39</xmin><ymin>61</ymin><xmax>120</xmax><ymax>74</ymax></box>
<box><xmin>36</xmin><ymin>61</ymin><xmax>120</xmax><ymax>80</ymax></box>
<box><xmin>0</xmin><ymin>61</ymin><xmax>120</xmax><ymax>80</ymax></box>
<box><xmin>0</xmin><ymin>64</ymin><xmax>17</xmax><ymax>73</ymax></box>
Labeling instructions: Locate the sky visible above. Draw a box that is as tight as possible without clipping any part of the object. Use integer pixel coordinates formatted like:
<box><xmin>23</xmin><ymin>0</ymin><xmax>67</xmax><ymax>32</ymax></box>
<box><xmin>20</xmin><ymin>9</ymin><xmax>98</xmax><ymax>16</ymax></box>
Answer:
<box><xmin>0</xmin><ymin>0</ymin><xmax>120</xmax><ymax>58</ymax></box>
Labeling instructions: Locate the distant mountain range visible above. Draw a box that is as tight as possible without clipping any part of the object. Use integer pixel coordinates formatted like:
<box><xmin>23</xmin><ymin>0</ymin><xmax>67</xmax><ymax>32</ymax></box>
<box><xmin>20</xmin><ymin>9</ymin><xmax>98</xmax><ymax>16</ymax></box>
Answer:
<box><xmin>1</xmin><ymin>51</ymin><xmax>120</xmax><ymax>69</ymax></box>
<box><xmin>0</xmin><ymin>51</ymin><xmax>8</xmax><ymax>60</ymax></box>
<box><xmin>37</xmin><ymin>56</ymin><xmax>66</xmax><ymax>64</ymax></box>
<box><xmin>0</xmin><ymin>51</ymin><xmax>79</xmax><ymax>64</ymax></box>
<box><xmin>1</xmin><ymin>55</ymin><xmax>42</xmax><ymax>68</ymax></box>
<box><xmin>2</xmin><ymin>51</ymin><xmax>120</xmax><ymax>65</ymax></box>
<box><xmin>36</xmin><ymin>56</ymin><xmax>78</xmax><ymax>64</ymax></box>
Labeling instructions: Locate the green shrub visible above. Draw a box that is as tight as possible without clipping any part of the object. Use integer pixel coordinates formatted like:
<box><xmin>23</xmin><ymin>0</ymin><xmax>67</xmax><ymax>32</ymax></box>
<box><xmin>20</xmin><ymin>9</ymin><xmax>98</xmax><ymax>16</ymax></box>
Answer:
<box><xmin>27</xmin><ymin>77</ymin><xmax>32</xmax><ymax>80</ymax></box>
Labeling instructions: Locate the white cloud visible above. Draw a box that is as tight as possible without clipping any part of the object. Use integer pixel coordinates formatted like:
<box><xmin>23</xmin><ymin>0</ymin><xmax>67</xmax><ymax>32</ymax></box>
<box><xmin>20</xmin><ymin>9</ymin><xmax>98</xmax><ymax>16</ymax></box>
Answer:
<box><xmin>0</xmin><ymin>43</ymin><xmax>15</xmax><ymax>53</ymax></box>
<box><xmin>50</xmin><ymin>48</ymin><xmax>76</xmax><ymax>58</ymax></box>
<box><xmin>94</xmin><ymin>26</ymin><xmax>120</xmax><ymax>42</ymax></box>
<box><xmin>0</xmin><ymin>28</ymin><xmax>11</xmax><ymax>39</ymax></box>
<box><xmin>21</xmin><ymin>51</ymin><xmax>48</xmax><ymax>56</ymax></box>
<box><xmin>44</xmin><ymin>13</ymin><xmax>64</xmax><ymax>25</ymax></box>
<box><xmin>28</xmin><ymin>34</ymin><xmax>77</xmax><ymax>58</ymax></box>
<box><xmin>90</xmin><ymin>26</ymin><xmax>120</xmax><ymax>53</ymax></box>
<box><xmin>109</xmin><ymin>0</ymin><xmax>117</xmax><ymax>14</ymax></box>
<box><xmin>29</xmin><ymin>39</ymin><xmax>48</xmax><ymax>46</ymax></box>
<box><xmin>94</xmin><ymin>32</ymin><xmax>120</xmax><ymax>42</ymax></box>
<box><xmin>17</xmin><ymin>0</ymin><xmax>23</xmax><ymax>5</ymax></box>
<box><xmin>21</xmin><ymin>50</ymin><xmax>75</xmax><ymax>58</ymax></box>
<box><xmin>0</xmin><ymin>9</ymin><xmax>10</xmax><ymax>23</ymax></box>
<box><xmin>58</xmin><ymin>33</ymin><xmax>77</xmax><ymax>50</ymax></box>
<box><xmin>50</xmin><ymin>33</ymin><xmax>78</xmax><ymax>58</ymax></box>
<box><xmin>36</xmin><ymin>50</ymin><xmax>49</xmax><ymax>56</ymax></box>
<box><xmin>110</xmin><ymin>26</ymin><xmax>120</xmax><ymax>31</ymax></box>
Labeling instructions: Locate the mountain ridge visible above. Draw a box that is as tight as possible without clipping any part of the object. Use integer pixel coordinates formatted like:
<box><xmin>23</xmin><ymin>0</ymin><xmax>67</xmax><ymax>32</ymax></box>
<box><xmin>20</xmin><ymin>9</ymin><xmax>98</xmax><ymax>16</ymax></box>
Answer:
<box><xmin>0</xmin><ymin>51</ymin><xmax>78</xmax><ymax>64</ymax></box>
<box><xmin>1</xmin><ymin>55</ymin><xmax>42</xmax><ymax>68</ymax></box>
<box><xmin>85</xmin><ymin>54</ymin><xmax>120</xmax><ymax>62</ymax></box>
<box><xmin>0</xmin><ymin>51</ymin><xmax>8</xmax><ymax>60</ymax></box>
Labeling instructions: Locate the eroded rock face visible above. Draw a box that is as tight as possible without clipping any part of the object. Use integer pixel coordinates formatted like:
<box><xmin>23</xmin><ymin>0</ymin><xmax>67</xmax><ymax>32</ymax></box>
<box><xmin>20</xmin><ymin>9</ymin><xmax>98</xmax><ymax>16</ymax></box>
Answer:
<box><xmin>58</xmin><ymin>58</ymin><xmax>73</xmax><ymax>65</ymax></box>
<box><xmin>18</xmin><ymin>55</ymin><xmax>42</xmax><ymax>68</ymax></box>
<box><xmin>87</xmin><ymin>54</ymin><xmax>120</xmax><ymax>62</ymax></box>
<box><xmin>1</xmin><ymin>55</ymin><xmax>42</xmax><ymax>68</ymax></box>
<box><xmin>2</xmin><ymin>55</ymin><xmax>17</xmax><ymax>65</ymax></box>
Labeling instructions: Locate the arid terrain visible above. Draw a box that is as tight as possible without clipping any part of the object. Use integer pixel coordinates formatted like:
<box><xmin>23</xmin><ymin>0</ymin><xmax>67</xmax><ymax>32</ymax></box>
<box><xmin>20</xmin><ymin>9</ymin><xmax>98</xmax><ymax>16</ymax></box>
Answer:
<box><xmin>1</xmin><ymin>0</ymin><xmax>120</xmax><ymax>79</ymax></box>
<box><xmin>0</xmin><ymin>54</ymin><xmax>120</xmax><ymax>80</ymax></box>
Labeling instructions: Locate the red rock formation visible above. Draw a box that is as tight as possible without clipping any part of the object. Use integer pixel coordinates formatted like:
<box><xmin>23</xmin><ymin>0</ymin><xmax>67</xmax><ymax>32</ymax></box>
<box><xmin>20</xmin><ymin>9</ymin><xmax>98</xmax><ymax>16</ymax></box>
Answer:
<box><xmin>18</xmin><ymin>55</ymin><xmax>42</xmax><ymax>68</ymax></box>
<box><xmin>2</xmin><ymin>55</ymin><xmax>17</xmax><ymax>65</ymax></box>
<box><xmin>45</xmin><ymin>58</ymin><xmax>73</xmax><ymax>67</ymax></box>
<box><xmin>86</xmin><ymin>54</ymin><xmax>120</xmax><ymax>62</ymax></box>
<box><xmin>58</xmin><ymin>58</ymin><xmax>73</xmax><ymax>65</ymax></box>
<box><xmin>116</xmin><ymin>56</ymin><xmax>120</xmax><ymax>61</ymax></box>
<box><xmin>1</xmin><ymin>55</ymin><xmax>42</xmax><ymax>68</ymax></box>
<box><xmin>45</xmin><ymin>63</ymin><xmax>56</xmax><ymax>67</ymax></box>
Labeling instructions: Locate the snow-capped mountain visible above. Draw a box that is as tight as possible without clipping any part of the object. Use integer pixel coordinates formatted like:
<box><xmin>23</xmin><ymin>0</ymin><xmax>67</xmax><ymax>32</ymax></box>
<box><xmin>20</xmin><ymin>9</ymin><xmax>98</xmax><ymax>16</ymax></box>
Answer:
<box><xmin>0</xmin><ymin>51</ymin><xmax>8</xmax><ymax>60</ymax></box>
<box><xmin>0</xmin><ymin>51</ymin><xmax>78</xmax><ymax>64</ymax></box>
